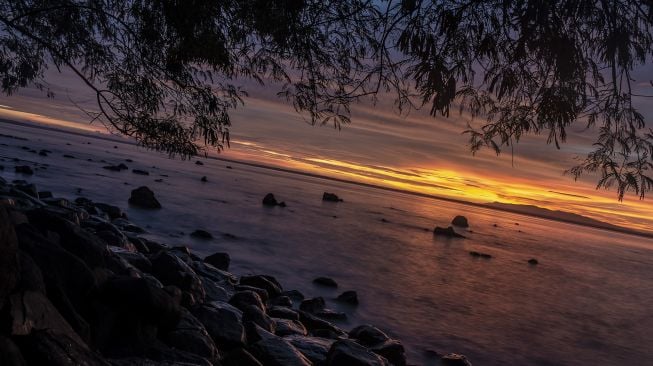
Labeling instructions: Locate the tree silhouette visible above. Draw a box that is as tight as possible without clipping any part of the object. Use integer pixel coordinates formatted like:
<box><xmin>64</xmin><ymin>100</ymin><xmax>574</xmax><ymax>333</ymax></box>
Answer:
<box><xmin>1</xmin><ymin>0</ymin><xmax>652</xmax><ymax>199</ymax></box>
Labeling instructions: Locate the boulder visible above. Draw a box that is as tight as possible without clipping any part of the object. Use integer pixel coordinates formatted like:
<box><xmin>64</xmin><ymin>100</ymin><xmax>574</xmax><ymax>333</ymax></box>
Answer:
<box><xmin>7</xmin><ymin>291</ymin><xmax>82</xmax><ymax>343</ymax></box>
<box><xmin>191</xmin><ymin>229</ymin><xmax>213</xmax><ymax>239</ymax></box>
<box><xmin>298</xmin><ymin>311</ymin><xmax>347</xmax><ymax>338</ymax></box>
<box><xmin>269</xmin><ymin>295</ymin><xmax>292</xmax><ymax>307</ymax></box>
<box><xmin>528</xmin><ymin>258</ymin><xmax>539</xmax><ymax>265</ymax></box>
<box><xmin>451</xmin><ymin>215</ymin><xmax>469</xmax><ymax>227</ymax></box>
<box><xmin>326</xmin><ymin>339</ymin><xmax>390</xmax><ymax>366</ymax></box>
<box><xmin>242</xmin><ymin>304</ymin><xmax>276</xmax><ymax>333</ymax></box>
<box><xmin>204</xmin><ymin>252</ymin><xmax>230</xmax><ymax>271</ymax></box>
<box><xmin>150</xmin><ymin>251</ymin><xmax>205</xmax><ymax>303</ymax></box>
<box><xmin>433</xmin><ymin>226</ymin><xmax>465</xmax><ymax>238</ymax></box>
<box><xmin>369</xmin><ymin>340</ymin><xmax>406</xmax><ymax>366</ymax></box>
<box><xmin>222</xmin><ymin>348</ymin><xmax>263</xmax><ymax>366</ymax></box>
<box><xmin>0</xmin><ymin>207</ymin><xmax>19</xmax><ymax>303</ymax></box>
<box><xmin>285</xmin><ymin>335</ymin><xmax>334</xmax><ymax>365</ymax></box>
<box><xmin>17</xmin><ymin>250</ymin><xmax>46</xmax><ymax>293</ymax></box>
<box><xmin>229</xmin><ymin>290</ymin><xmax>266</xmax><ymax>313</ymax></box>
<box><xmin>300</xmin><ymin>297</ymin><xmax>326</xmax><ymax>313</ymax></box>
<box><xmin>262</xmin><ymin>193</ymin><xmax>285</xmax><ymax>207</ymax></box>
<box><xmin>322</xmin><ymin>192</ymin><xmax>343</xmax><ymax>202</ymax></box>
<box><xmin>349</xmin><ymin>325</ymin><xmax>389</xmax><ymax>346</ymax></box>
<box><xmin>201</xmin><ymin>176</ymin><xmax>208</xmax><ymax>182</ymax></box>
<box><xmin>247</xmin><ymin>325</ymin><xmax>312</xmax><ymax>366</ymax></box>
<box><xmin>0</xmin><ymin>335</ymin><xmax>25</xmax><ymax>366</ymax></box>
<box><xmin>313</xmin><ymin>276</ymin><xmax>338</xmax><ymax>287</ymax></box>
<box><xmin>269</xmin><ymin>306</ymin><xmax>300</xmax><ymax>321</ymax></box>
<box><xmin>128</xmin><ymin>186</ymin><xmax>161</xmax><ymax>209</ymax></box>
<box><xmin>162</xmin><ymin>307</ymin><xmax>219</xmax><ymax>362</ymax></box>
<box><xmin>95</xmin><ymin>203</ymin><xmax>125</xmax><ymax>220</ymax></box>
<box><xmin>274</xmin><ymin>318</ymin><xmax>308</xmax><ymax>337</ymax></box>
<box><xmin>441</xmin><ymin>353</ymin><xmax>472</xmax><ymax>366</ymax></box>
<box><xmin>17</xmin><ymin>329</ymin><xmax>110</xmax><ymax>366</ymax></box>
<box><xmin>235</xmin><ymin>285</ymin><xmax>269</xmax><ymax>303</ymax></box>
<box><xmin>336</xmin><ymin>290</ymin><xmax>359</xmax><ymax>305</ymax></box>
<box><xmin>193</xmin><ymin>301</ymin><xmax>246</xmax><ymax>349</ymax></box>
<box><xmin>240</xmin><ymin>274</ymin><xmax>283</xmax><ymax>298</ymax></box>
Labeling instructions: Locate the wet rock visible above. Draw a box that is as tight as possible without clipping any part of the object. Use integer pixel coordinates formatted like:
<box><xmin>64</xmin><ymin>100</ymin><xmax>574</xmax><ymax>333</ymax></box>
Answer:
<box><xmin>315</xmin><ymin>309</ymin><xmax>347</xmax><ymax>321</ymax></box>
<box><xmin>201</xmin><ymin>176</ymin><xmax>208</xmax><ymax>182</ymax></box>
<box><xmin>132</xmin><ymin>169</ymin><xmax>149</xmax><ymax>175</ymax></box>
<box><xmin>17</xmin><ymin>250</ymin><xmax>46</xmax><ymax>293</ymax></box>
<box><xmin>300</xmin><ymin>297</ymin><xmax>326</xmax><ymax>313</ymax></box>
<box><xmin>313</xmin><ymin>276</ymin><xmax>338</xmax><ymax>288</ymax></box>
<box><xmin>451</xmin><ymin>216</ymin><xmax>469</xmax><ymax>227</ymax></box>
<box><xmin>528</xmin><ymin>258</ymin><xmax>539</xmax><ymax>265</ymax></box>
<box><xmin>193</xmin><ymin>301</ymin><xmax>246</xmax><ymax>349</ymax></box>
<box><xmin>191</xmin><ymin>229</ymin><xmax>213</xmax><ymax>239</ymax></box>
<box><xmin>441</xmin><ymin>353</ymin><xmax>472</xmax><ymax>366</ymax></box>
<box><xmin>150</xmin><ymin>251</ymin><xmax>205</xmax><ymax>303</ymax></box>
<box><xmin>0</xmin><ymin>335</ymin><xmax>25</xmax><ymax>366</ymax></box>
<box><xmin>0</xmin><ymin>207</ymin><xmax>19</xmax><ymax>303</ymax></box>
<box><xmin>38</xmin><ymin>190</ymin><xmax>53</xmax><ymax>199</ymax></box>
<box><xmin>336</xmin><ymin>290</ymin><xmax>359</xmax><ymax>305</ymax></box>
<box><xmin>7</xmin><ymin>291</ymin><xmax>82</xmax><ymax>341</ymax></box>
<box><xmin>162</xmin><ymin>307</ymin><xmax>219</xmax><ymax>362</ymax></box>
<box><xmin>15</xmin><ymin>165</ymin><xmax>33</xmax><ymax>175</ymax></box>
<box><xmin>203</xmin><ymin>278</ymin><xmax>231</xmax><ymax>302</ymax></box>
<box><xmin>269</xmin><ymin>306</ymin><xmax>300</xmax><ymax>321</ymax></box>
<box><xmin>282</xmin><ymin>289</ymin><xmax>305</xmax><ymax>302</ymax></box>
<box><xmin>95</xmin><ymin>203</ymin><xmax>125</xmax><ymax>220</ymax></box>
<box><xmin>349</xmin><ymin>325</ymin><xmax>389</xmax><ymax>346</ymax></box>
<box><xmin>368</xmin><ymin>340</ymin><xmax>406</xmax><ymax>366</ymax></box>
<box><xmin>433</xmin><ymin>226</ymin><xmax>465</xmax><ymax>238</ymax></box>
<box><xmin>14</xmin><ymin>183</ymin><xmax>38</xmax><ymax>198</ymax></box>
<box><xmin>269</xmin><ymin>295</ymin><xmax>293</xmax><ymax>307</ymax></box>
<box><xmin>205</xmin><ymin>252</ymin><xmax>230</xmax><ymax>271</ymax></box>
<box><xmin>285</xmin><ymin>335</ymin><xmax>334</xmax><ymax>365</ymax></box>
<box><xmin>112</xmin><ymin>249</ymin><xmax>152</xmax><ymax>272</ymax></box>
<box><xmin>262</xmin><ymin>193</ymin><xmax>286</xmax><ymax>207</ymax></box>
<box><xmin>298</xmin><ymin>311</ymin><xmax>347</xmax><ymax>338</ymax></box>
<box><xmin>240</xmin><ymin>274</ymin><xmax>283</xmax><ymax>298</ymax></box>
<box><xmin>230</xmin><ymin>290</ymin><xmax>266</xmax><ymax>313</ymax></box>
<box><xmin>17</xmin><ymin>329</ymin><xmax>109</xmax><ymax>366</ymax></box>
<box><xmin>235</xmin><ymin>285</ymin><xmax>269</xmax><ymax>303</ymax></box>
<box><xmin>222</xmin><ymin>348</ymin><xmax>263</xmax><ymax>366</ymax></box>
<box><xmin>196</xmin><ymin>160</ymin><xmax>204</xmax><ymax>165</ymax></box>
<box><xmin>192</xmin><ymin>261</ymin><xmax>237</xmax><ymax>289</ymax></box>
<box><xmin>128</xmin><ymin>186</ymin><xmax>161</xmax><ymax>209</ymax></box>
<box><xmin>63</xmin><ymin>154</ymin><xmax>75</xmax><ymax>158</ymax></box>
<box><xmin>326</xmin><ymin>339</ymin><xmax>390</xmax><ymax>366</ymax></box>
<box><xmin>248</xmin><ymin>325</ymin><xmax>312</xmax><ymax>366</ymax></box>
<box><xmin>323</xmin><ymin>192</ymin><xmax>343</xmax><ymax>202</ymax></box>
<box><xmin>274</xmin><ymin>318</ymin><xmax>308</xmax><ymax>337</ymax></box>
<box><xmin>243</xmin><ymin>304</ymin><xmax>276</xmax><ymax>333</ymax></box>
<box><xmin>112</xmin><ymin>218</ymin><xmax>144</xmax><ymax>233</ymax></box>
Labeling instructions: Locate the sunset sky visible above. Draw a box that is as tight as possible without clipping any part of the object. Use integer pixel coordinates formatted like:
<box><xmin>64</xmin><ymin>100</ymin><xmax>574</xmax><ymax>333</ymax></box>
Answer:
<box><xmin>1</xmin><ymin>68</ymin><xmax>652</xmax><ymax>233</ymax></box>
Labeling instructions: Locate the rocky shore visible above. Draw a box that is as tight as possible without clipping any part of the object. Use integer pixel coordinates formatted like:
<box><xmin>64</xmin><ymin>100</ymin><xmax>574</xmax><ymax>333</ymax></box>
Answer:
<box><xmin>0</xmin><ymin>175</ymin><xmax>473</xmax><ymax>366</ymax></box>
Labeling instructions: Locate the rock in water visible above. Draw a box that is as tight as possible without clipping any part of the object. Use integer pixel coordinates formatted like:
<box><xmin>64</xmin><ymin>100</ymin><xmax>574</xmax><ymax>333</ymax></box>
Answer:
<box><xmin>201</xmin><ymin>176</ymin><xmax>208</xmax><ymax>182</ymax></box>
<box><xmin>528</xmin><ymin>258</ymin><xmax>539</xmax><ymax>265</ymax></box>
<box><xmin>132</xmin><ymin>169</ymin><xmax>149</xmax><ymax>175</ymax></box>
<box><xmin>326</xmin><ymin>339</ymin><xmax>390</xmax><ymax>365</ymax></box>
<box><xmin>128</xmin><ymin>186</ymin><xmax>161</xmax><ymax>209</ymax></box>
<box><xmin>191</xmin><ymin>229</ymin><xmax>213</xmax><ymax>240</ymax></box>
<box><xmin>451</xmin><ymin>215</ymin><xmax>469</xmax><ymax>227</ymax></box>
<box><xmin>14</xmin><ymin>165</ymin><xmax>33</xmax><ymax>175</ymax></box>
<box><xmin>322</xmin><ymin>192</ymin><xmax>343</xmax><ymax>202</ymax></box>
<box><xmin>313</xmin><ymin>277</ymin><xmax>338</xmax><ymax>288</ymax></box>
<box><xmin>262</xmin><ymin>193</ymin><xmax>285</xmax><ymax>207</ymax></box>
<box><xmin>433</xmin><ymin>226</ymin><xmax>465</xmax><ymax>238</ymax></box>
<box><xmin>336</xmin><ymin>291</ymin><xmax>359</xmax><ymax>305</ymax></box>
<box><xmin>441</xmin><ymin>353</ymin><xmax>472</xmax><ymax>366</ymax></box>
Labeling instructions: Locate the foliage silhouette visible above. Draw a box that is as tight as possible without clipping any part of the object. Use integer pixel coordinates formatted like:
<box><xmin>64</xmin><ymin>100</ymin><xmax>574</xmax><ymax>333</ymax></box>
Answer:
<box><xmin>1</xmin><ymin>0</ymin><xmax>652</xmax><ymax>199</ymax></box>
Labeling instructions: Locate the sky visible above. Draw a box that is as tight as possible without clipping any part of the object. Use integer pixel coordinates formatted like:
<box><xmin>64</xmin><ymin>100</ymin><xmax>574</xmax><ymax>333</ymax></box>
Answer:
<box><xmin>1</xmin><ymin>69</ymin><xmax>652</xmax><ymax>233</ymax></box>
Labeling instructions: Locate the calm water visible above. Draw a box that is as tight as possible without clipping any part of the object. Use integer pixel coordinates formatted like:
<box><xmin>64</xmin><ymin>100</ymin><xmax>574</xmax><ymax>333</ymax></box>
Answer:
<box><xmin>2</xmin><ymin>121</ymin><xmax>653</xmax><ymax>365</ymax></box>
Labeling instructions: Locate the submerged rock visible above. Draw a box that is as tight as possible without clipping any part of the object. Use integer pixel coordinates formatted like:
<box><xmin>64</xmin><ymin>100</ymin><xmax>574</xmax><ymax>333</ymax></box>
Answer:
<box><xmin>451</xmin><ymin>215</ymin><xmax>469</xmax><ymax>227</ymax></box>
<box><xmin>336</xmin><ymin>290</ymin><xmax>359</xmax><ymax>305</ymax></box>
<box><xmin>15</xmin><ymin>165</ymin><xmax>33</xmax><ymax>175</ymax></box>
<box><xmin>528</xmin><ymin>258</ymin><xmax>539</xmax><ymax>265</ymax></box>
<box><xmin>128</xmin><ymin>186</ymin><xmax>161</xmax><ymax>209</ymax></box>
<box><xmin>132</xmin><ymin>169</ymin><xmax>149</xmax><ymax>176</ymax></box>
<box><xmin>433</xmin><ymin>226</ymin><xmax>465</xmax><ymax>238</ymax></box>
<box><xmin>313</xmin><ymin>277</ymin><xmax>338</xmax><ymax>288</ymax></box>
<box><xmin>326</xmin><ymin>339</ymin><xmax>390</xmax><ymax>366</ymax></box>
<box><xmin>263</xmin><ymin>193</ymin><xmax>286</xmax><ymax>207</ymax></box>
<box><xmin>441</xmin><ymin>353</ymin><xmax>472</xmax><ymax>366</ymax></box>
<box><xmin>204</xmin><ymin>252</ymin><xmax>230</xmax><ymax>271</ymax></box>
<box><xmin>191</xmin><ymin>229</ymin><xmax>213</xmax><ymax>240</ymax></box>
<box><xmin>469</xmin><ymin>251</ymin><xmax>492</xmax><ymax>259</ymax></box>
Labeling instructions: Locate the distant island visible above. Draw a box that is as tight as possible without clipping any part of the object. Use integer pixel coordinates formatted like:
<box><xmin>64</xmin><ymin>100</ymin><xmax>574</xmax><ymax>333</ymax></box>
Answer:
<box><xmin>485</xmin><ymin>202</ymin><xmax>653</xmax><ymax>239</ymax></box>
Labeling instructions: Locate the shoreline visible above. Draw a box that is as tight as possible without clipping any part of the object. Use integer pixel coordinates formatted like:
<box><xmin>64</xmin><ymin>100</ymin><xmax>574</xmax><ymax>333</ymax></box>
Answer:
<box><xmin>2</xmin><ymin>118</ymin><xmax>652</xmax><ymax>240</ymax></box>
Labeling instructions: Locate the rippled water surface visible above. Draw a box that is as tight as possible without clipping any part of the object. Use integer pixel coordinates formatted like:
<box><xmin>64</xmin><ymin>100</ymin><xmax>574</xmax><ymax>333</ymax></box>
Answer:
<box><xmin>2</xmin><ymin>121</ymin><xmax>653</xmax><ymax>365</ymax></box>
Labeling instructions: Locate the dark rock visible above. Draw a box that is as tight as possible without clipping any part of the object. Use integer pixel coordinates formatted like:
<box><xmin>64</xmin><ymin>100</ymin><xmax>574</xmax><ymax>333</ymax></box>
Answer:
<box><xmin>285</xmin><ymin>335</ymin><xmax>334</xmax><ymax>365</ymax></box>
<box><xmin>15</xmin><ymin>165</ymin><xmax>33</xmax><ymax>174</ymax></box>
<box><xmin>193</xmin><ymin>302</ymin><xmax>246</xmax><ymax>349</ymax></box>
<box><xmin>248</xmin><ymin>325</ymin><xmax>312</xmax><ymax>366</ymax></box>
<box><xmin>14</xmin><ymin>183</ymin><xmax>38</xmax><ymax>198</ymax></box>
<box><xmin>349</xmin><ymin>325</ymin><xmax>389</xmax><ymax>346</ymax></box>
<box><xmin>298</xmin><ymin>311</ymin><xmax>346</xmax><ymax>338</ymax></box>
<box><xmin>323</xmin><ymin>192</ymin><xmax>343</xmax><ymax>202</ymax></box>
<box><xmin>7</xmin><ymin>291</ymin><xmax>82</xmax><ymax>343</ymax></box>
<box><xmin>336</xmin><ymin>290</ymin><xmax>359</xmax><ymax>305</ymax></box>
<box><xmin>263</xmin><ymin>193</ymin><xmax>285</xmax><ymax>207</ymax></box>
<box><xmin>243</xmin><ymin>304</ymin><xmax>276</xmax><ymax>333</ymax></box>
<box><xmin>528</xmin><ymin>258</ymin><xmax>539</xmax><ymax>265</ymax></box>
<box><xmin>205</xmin><ymin>252</ymin><xmax>230</xmax><ymax>271</ymax></box>
<box><xmin>125</xmin><ymin>159</ymin><xmax>133</xmax><ymax>162</ymax></box>
<box><xmin>0</xmin><ymin>207</ymin><xmax>19</xmax><ymax>303</ymax></box>
<box><xmin>441</xmin><ymin>353</ymin><xmax>472</xmax><ymax>366</ymax></box>
<box><xmin>132</xmin><ymin>169</ymin><xmax>149</xmax><ymax>175</ymax></box>
<box><xmin>326</xmin><ymin>339</ymin><xmax>390</xmax><ymax>366</ymax></box>
<box><xmin>451</xmin><ymin>215</ymin><xmax>469</xmax><ymax>227</ymax></box>
<box><xmin>235</xmin><ymin>285</ymin><xmax>269</xmax><ymax>303</ymax></box>
<box><xmin>469</xmin><ymin>251</ymin><xmax>492</xmax><ymax>259</ymax></box>
<box><xmin>17</xmin><ymin>329</ymin><xmax>109</xmax><ymax>366</ymax></box>
<box><xmin>269</xmin><ymin>295</ymin><xmax>293</xmax><ymax>307</ymax></box>
<box><xmin>38</xmin><ymin>190</ymin><xmax>53</xmax><ymax>199</ymax></box>
<box><xmin>150</xmin><ymin>251</ymin><xmax>205</xmax><ymax>303</ymax></box>
<box><xmin>313</xmin><ymin>276</ymin><xmax>338</xmax><ymax>288</ymax></box>
<box><xmin>38</xmin><ymin>150</ymin><xmax>48</xmax><ymax>156</ymax></box>
<box><xmin>201</xmin><ymin>176</ymin><xmax>208</xmax><ymax>182</ymax></box>
<box><xmin>102</xmin><ymin>165</ymin><xmax>122</xmax><ymax>172</ymax></box>
<box><xmin>113</xmin><ymin>249</ymin><xmax>152</xmax><ymax>272</ymax></box>
<box><xmin>226</xmin><ymin>165</ymin><xmax>233</xmax><ymax>169</ymax></box>
<box><xmin>203</xmin><ymin>278</ymin><xmax>231</xmax><ymax>302</ymax></box>
<box><xmin>269</xmin><ymin>306</ymin><xmax>300</xmax><ymax>321</ymax></box>
<box><xmin>314</xmin><ymin>309</ymin><xmax>347</xmax><ymax>321</ymax></box>
<box><xmin>191</xmin><ymin>229</ymin><xmax>213</xmax><ymax>239</ymax></box>
<box><xmin>222</xmin><ymin>348</ymin><xmax>263</xmax><ymax>366</ymax></box>
<box><xmin>0</xmin><ymin>335</ymin><xmax>25</xmax><ymax>366</ymax></box>
<box><xmin>368</xmin><ymin>340</ymin><xmax>406</xmax><ymax>366</ymax></box>
<box><xmin>240</xmin><ymin>274</ymin><xmax>283</xmax><ymax>297</ymax></box>
<box><xmin>196</xmin><ymin>160</ymin><xmax>204</xmax><ymax>165</ymax></box>
<box><xmin>433</xmin><ymin>226</ymin><xmax>465</xmax><ymax>238</ymax></box>
<box><xmin>117</xmin><ymin>163</ymin><xmax>128</xmax><ymax>170</ymax></box>
<box><xmin>300</xmin><ymin>297</ymin><xmax>326</xmax><ymax>313</ymax></box>
<box><xmin>274</xmin><ymin>318</ymin><xmax>308</xmax><ymax>336</ymax></box>
<box><xmin>162</xmin><ymin>307</ymin><xmax>219</xmax><ymax>362</ymax></box>
<box><xmin>17</xmin><ymin>250</ymin><xmax>46</xmax><ymax>293</ymax></box>
<box><xmin>229</xmin><ymin>290</ymin><xmax>266</xmax><ymax>313</ymax></box>
<box><xmin>128</xmin><ymin>186</ymin><xmax>161</xmax><ymax>209</ymax></box>
<box><xmin>95</xmin><ymin>203</ymin><xmax>125</xmax><ymax>220</ymax></box>
<box><xmin>282</xmin><ymin>289</ymin><xmax>305</xmax><ymax>302</ymax></box>
<box><xmin>63</xmin><ymin>154</ymin><xmax>75</xmax><ymax>158</ymax></box>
